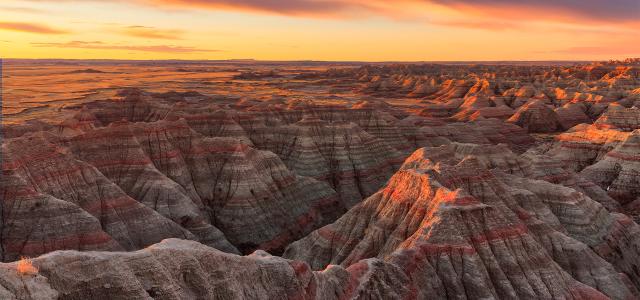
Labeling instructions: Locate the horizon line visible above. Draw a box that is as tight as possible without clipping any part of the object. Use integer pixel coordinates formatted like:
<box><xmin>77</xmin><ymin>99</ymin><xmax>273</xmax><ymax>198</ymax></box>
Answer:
<box><xmin>1</xmin><ymin>57</ymin><xmax>611</xmax><ymax>64</ymax></box>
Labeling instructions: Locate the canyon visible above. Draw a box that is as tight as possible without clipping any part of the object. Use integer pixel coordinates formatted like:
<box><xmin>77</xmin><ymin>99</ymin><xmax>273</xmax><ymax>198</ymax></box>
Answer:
<box><xmin>1</xmin><ymin>58</ymin><xmax>640</xmax><ymax>299</ymax></box>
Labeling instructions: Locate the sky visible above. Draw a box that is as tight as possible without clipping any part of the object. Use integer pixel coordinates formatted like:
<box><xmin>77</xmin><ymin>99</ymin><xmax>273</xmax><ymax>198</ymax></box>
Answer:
<box><xmin>0</xmin><ymin>0</ymin><xmax>638</xmax><ymax>61</ymax></box>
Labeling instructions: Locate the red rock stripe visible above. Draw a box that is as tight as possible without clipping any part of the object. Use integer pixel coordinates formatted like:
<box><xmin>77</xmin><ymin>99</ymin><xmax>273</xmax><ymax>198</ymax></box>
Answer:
<box><xmin>606</xmin><ymin>151</ymin><xmax>640</xmax><ymax>161</ymax></box>
<box><xmin>4</xmin><ymin>232</ymin><xmax>115</xmax><ymax>253</ymax></box>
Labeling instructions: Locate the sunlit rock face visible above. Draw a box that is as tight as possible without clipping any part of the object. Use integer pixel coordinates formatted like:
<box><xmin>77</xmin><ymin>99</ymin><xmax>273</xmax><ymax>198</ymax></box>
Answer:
<box><xmin>285</xmin><ymin>146</ymin><xmax>640</xmax><ymax>299</ymax></box>
<box><xmin>595</xmin><ymin>106</ymin><xmax>640</xmax><ymax>131</ymax></box>
<box><xmin>536</xmin><ymin>108</ymin><xmax>640</xmax><ymax>223</ymax></box>
<box><xmin>301</xmin><ymin>60</ymin><xmax>639</xmax><ymax>134</ymax></box>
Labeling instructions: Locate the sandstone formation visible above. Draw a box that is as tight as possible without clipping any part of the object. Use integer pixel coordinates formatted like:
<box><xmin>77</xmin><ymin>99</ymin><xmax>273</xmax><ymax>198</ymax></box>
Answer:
<box><xmin>544</xmin><ymin>124</ymin><xmax>631</xmax><ymax>172</ymax></box>
<box><xmin>1</xmin><ymin>114</ymin><xmax>349</xmax><ymax>256</ymax></box>
<box><xmin>76</xmin><ymin>91</ymin><xmax>412</xmax><ymax>207</ymax></box>
<box><xmin>595</xmin><ymin>106</ymin><xmax>640</xmax><ymax>131</ymax></box>
<box><xmin>507</xmin><ymin>100</ymin><xmax>562</xmax><ymax>133</ymax></box>
<box><xmin>555</xmin><ymin>103</ymin><xmax>592</xmax><ymax>130</ymax></box>
<box><xmin>2</xmin><ymin>58</ymin><xmax>640</xmax><ymax>299</ymax></box>
<box><xmin>2</xmin><ymin>133</ymin><xmax>196</xmax><ymax>259</ymax></box>
<box><xmin>581</xmin><ymin>130</ymin><xmax>640</xmax><ymax>210</ymax></box>
<box><xmin>286</xmin><ymin>146</ymin><xmax>640</xmax><ymax>299</ymax></box>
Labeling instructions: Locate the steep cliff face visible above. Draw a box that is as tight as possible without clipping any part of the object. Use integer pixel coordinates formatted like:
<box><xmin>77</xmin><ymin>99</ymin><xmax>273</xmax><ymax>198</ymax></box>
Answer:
<box><xmin>285</xmin><ymin>146</ymin><xmax>640</xmax><ymax>299</ymax></box>
<box><xmin>122</xmin><ymin>119</ymin><xmax>344</xmax><ymax>254</ymax></box>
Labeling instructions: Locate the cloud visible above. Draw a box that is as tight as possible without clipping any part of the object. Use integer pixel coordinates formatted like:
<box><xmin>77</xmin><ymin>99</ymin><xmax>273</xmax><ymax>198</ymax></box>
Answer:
<box><xmin>14</xmin><ymin>0</ymin><xmax>640</xmax><ymax>24</ymax></box>
<box><xmin>429</xmin><ymin>0</ymin><xmax>640</xmax><ymax>22</ymax></box>
<box><xmin>130</xmin><ymin>0</ymin><xmax>640</xmax><ymax>23</ymax></box>
<box><xmin>0</xmin><ymin>6</ymin><xmax>46</xmax><ymax>13</ymax></box>
<box><xmin>137</xmin><ymin>0</ymin><xmax>363</xmax><ymax>17</ymax></box>
<box><xmin>31</xmin><ymin>41</ymin><xmax>219</xmax><ymax>53</ymax></box>
<box><xmin>118</xmin><ymin>25</ymin><xmax>184</xmax><ymax>39</ymax></box>
<box><xmin>0</xmin><ymin>22</ymin><xmax>68</xmax><ymax>34</ymax></box>
<box><xmin>430</xmin><ymin>19</ymin><xmax>524</xmax><ymax>31</ymax></box>
<box><xmin>429</xmin><ymin>18</ymin><xmax>638</xmax><ymax>37</ymax></box>
<box><xmin>552</xmin><ymin>46</ymin><xmax>640</xmax><ymax>56</ymax></box>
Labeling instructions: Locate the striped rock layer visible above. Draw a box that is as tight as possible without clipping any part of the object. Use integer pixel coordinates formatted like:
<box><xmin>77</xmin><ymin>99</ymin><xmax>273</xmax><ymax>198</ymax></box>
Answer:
<box><xmin>76</xmin><ymin>91</ymin><xmax>414</xmax><ymax>207</ymax></box>
<box><xmin>595</xmin><ymin>107</ymin><xmax>640</xmax><ymax>131</ymax></box>
<box><xmin>1</xmin><ymin>115</ymin><xmax>345</xmax><ymax>258</ymax></box>
<box><xmin>285</xmin><ymin>146</ymin><xmax>640</xmax><ymax>299</ymax></box>
<box><xmin>581</xmin><ymin>130</ymin><xmax>640</xmax><ymax>213</ymax></box>
<box><xmin>0</xmin><ymin>237</ymin><xmax>614</xmax><ymax>300</ymax></box>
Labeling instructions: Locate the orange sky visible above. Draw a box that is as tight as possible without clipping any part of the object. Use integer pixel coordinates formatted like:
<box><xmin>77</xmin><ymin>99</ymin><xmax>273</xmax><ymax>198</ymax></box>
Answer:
<box><xmin>0</xmin><ymin>0</ymin><xmax>638</xmax><ymax>61</ymax></box>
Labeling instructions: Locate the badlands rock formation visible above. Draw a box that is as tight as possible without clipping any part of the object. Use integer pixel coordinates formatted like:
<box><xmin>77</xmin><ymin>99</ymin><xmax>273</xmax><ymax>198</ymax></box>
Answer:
<box><xmin>581</xmin><ymin>130</ymin><xmax>640</xmax><ymax>212</ymax></box>
<box><xmin>0</xmin><ymin>239</ymin><xmax>456</xmax><ymax>299</ymax></box>
<box><xmin>507</xmin><ymin>100</ymin><xmax>562</xmax><ymax>133</ymax></box>
<box><xmin>1</xmin><ymin>59</ymin><xmax>640</xmax><ymax>299</ymax></box>
<box><xmin>286</xmin><ymin>145</ymin><xmax>640</xmax><ymax>299</ymax></box>
<box><xmin>3</xmin><ymin>147</ymin><xmax>638</xmax><ymax>298</ymax></box>
<box><xmin>2</xmin><ymin>112</ymin><xmax>349</xmax><ymax>256</ymax></box>
<box><xmin>305</xmin><ymin>59</ymin><xmax>640</xmax><ymax>134</ymax></box>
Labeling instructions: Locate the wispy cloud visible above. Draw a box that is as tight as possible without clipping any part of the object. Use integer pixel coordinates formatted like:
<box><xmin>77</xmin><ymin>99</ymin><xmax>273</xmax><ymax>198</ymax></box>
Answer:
<box><xmin>430</xmin><ymin>19</ymin><xmax>524</xmax><ymax>31</ymax></box>
<box><xmin>551</xmin><ymin>46</ymin><xmax>640</xmax><ymax>56</ymax></box>
<box><xmin>12</xmin><ymin>0</ymin><xmax>640</xmax><ymax>26</ymax></box>
<box><xmin>118</xmin><ymin>25</ymin><xmax>184</xmax><ymax>39</ymax></box>
<box><xmin>0</xmin><ymin>22</ymin><xmax>68</xmax><ymax>34</ymax></box>
<box><xmin>31</xmin><ymin>41</ymin><xmax>219</xmax><ymax>53</ymax></box>
<box><xmin>137</xmin><ymin>0</ymin><xmax>364</xmax><ymax>17</ymax></box>
<box><xmin>429</xmin><ymin>18</ymin><xmax>638</xmax><ymax>37</ymax></box>
<box><xmin>0</xmin><ymin>5</ymin><xmax>46</xmax><ymax>14</ymax></box>
<box><xmin>131</xmin><ymin>0</ymin><xmax>640</xmax><ymax>24</ymax></box>
<box><xmin>430</xmin><ymin>0</ymin><xmax>640</xmax><ymax>22</ymax></box>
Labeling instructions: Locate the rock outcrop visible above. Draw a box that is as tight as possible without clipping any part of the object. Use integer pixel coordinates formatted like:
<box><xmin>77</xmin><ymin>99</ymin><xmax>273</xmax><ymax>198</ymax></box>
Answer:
<box><xmin>555</xmin><ymin>103</ymin><xmax>592</xmax><ymax>130</ymax></box>
<box><xmin>286</xmin><ymin>146</ymin><xmax>640</xmax><ymax>299</ymax></box>
<box><xmin>595</xmin><ymin>107</ymin><xmax>640</xmax><ymax>131</ymax></box>
<box><xmin>545</xmin><ymin>124</ymin><xmax>631</xmax><ymax>172</ymax></box>
<box><xmin>507</xmin><ymin>100</ymin><xmax>562</xmax><ymax>133</ymax></box>
<box><xmin>581</xmin><ymin>130</ymin><xmax>640</xmax><ymax>208</ymax></box>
